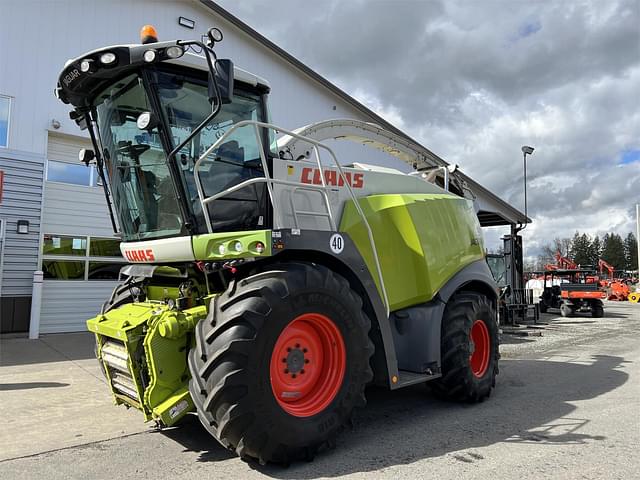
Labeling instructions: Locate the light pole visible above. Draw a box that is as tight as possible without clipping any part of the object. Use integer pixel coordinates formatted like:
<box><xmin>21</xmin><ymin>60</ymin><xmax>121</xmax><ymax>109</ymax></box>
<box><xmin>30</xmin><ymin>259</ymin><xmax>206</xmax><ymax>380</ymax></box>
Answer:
<box><xmin>636</xmin><ymin>204</ymin><xmax>639</xmax><ymax>277</ymax></box>
<box><xmin>521</xmin><ymin>145</ymin><xmax>534</xmax><ymax>229</ymax></box>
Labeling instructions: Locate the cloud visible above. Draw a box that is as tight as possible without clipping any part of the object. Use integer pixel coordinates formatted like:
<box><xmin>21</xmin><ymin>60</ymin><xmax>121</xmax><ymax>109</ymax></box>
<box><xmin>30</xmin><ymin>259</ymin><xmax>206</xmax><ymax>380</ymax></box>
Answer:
<box><xmin>217</xmin><ymin>0</ymin><xmax>640</xmax><ymax>257</ymax></box>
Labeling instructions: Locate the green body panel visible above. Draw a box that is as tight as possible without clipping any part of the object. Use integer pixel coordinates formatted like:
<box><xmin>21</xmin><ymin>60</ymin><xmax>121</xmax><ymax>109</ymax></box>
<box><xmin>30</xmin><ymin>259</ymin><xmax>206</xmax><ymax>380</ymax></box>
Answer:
<box><xmin>87</xmin><ymin>301</ymin><xmax>209</xmax><ymax>425</ymax></box>
<box><xmin>339</xmin><ymin>193</ymin><xmax>485</xmax><ymax>311</ymax></box>
<box><xmin>192</xmin><ymin>229</ymin><xmax>272</xmax><ymax>260</ymax></box>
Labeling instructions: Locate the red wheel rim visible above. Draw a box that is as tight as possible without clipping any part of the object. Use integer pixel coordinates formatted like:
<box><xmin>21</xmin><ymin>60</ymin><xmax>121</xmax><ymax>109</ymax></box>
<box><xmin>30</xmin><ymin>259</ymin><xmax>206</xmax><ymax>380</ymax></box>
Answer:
<box><xmin>469</xmin><ymin>319</ymin><xmax>490</xmax><ymax>378</ymax></box>
<box><xmin>270</xmin><ymin>313</ymin><xmax>346</xmax><ymax>417</ymax></box>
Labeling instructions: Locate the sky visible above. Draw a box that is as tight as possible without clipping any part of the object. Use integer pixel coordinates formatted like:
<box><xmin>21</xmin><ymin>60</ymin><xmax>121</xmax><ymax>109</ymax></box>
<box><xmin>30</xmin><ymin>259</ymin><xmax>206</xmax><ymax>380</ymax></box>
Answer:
<box><xmin>216</xmin><ymin>0</ymin><xmax>640</xmax><ymax>258</ymax></box>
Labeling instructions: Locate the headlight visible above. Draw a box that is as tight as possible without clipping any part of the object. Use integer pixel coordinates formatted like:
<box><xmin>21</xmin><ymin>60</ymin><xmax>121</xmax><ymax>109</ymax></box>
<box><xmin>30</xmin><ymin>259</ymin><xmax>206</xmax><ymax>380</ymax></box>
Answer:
<box><xmin>80</xmin><ymin>59</ymin><xmax>93</xmax><ymax>73</ymax></box>
<box><xmin>165</xmin><ymin>46</ymin><xmax>184</xmax><ymax>59</ymax></box>
<box><xmin>254</xmin><ymin>242</ymin><xmax>265</xmax><ymax>254</ymax></box>
<box><xmin>233</xmin><ymin>241</ymin><xmax>243</xmax><ymax>253</ymax></box>
<box><xmin>217</xmin><ymin>244</ymin><xmax>226</xmax><ymax>255</ymax></box>
<box><xmin>143</xmin><ymin>49</ymin><xmax>157</xmax><ymax>62</ymax></box>
<box><xmin>100</xmin><ymin>52</ymin><xmax>117</xmax><ymax>65</ymax></box>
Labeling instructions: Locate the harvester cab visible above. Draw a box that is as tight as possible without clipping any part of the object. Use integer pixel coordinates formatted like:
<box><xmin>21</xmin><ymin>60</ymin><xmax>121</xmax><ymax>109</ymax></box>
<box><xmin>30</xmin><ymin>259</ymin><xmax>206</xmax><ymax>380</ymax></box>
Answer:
<box><xmin>55</xmin><ymin>26</ymin><xmax>500</xmax><ymax>464</ymax></box>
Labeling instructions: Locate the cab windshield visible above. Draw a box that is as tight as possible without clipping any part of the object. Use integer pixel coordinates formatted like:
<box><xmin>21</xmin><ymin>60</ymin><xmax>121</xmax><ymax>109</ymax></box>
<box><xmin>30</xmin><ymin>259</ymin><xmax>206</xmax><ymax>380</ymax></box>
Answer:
<box><xmin>94</xmin><ymin>68</ymin><xmax>268</xmax><ymax>241</ymax></box>
<box><xmin>96</xmin><ymin>74</ymin><xmax>182</xmax><ymax>241</ymax></box>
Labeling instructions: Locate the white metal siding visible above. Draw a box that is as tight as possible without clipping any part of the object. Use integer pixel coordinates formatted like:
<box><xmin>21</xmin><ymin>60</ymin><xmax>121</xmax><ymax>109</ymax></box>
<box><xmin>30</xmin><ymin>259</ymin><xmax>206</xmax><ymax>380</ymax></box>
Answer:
<box><xmin>40</xmin><ymin>134</ymin><xmax>119</xmax><ymax>333</ymax></box>
<box><xmin>47</xmin><ymin>132</ymin><xmax>91</xmax><ymax>163</ymax></box>
<box><xmin>43</xmin><ymin>133</ymin><xmax>114</xmax><ymax>237</ymax></box>
<box><xmin>39</xmin><ymin>281</ymin><xmax>116</xmax><ymax>334</ymax></box>
<box><xmin>0</xmin><ymin>148</ymin><xmax>44</xmax><ymax>296</ymax></box>
<box><xmin>42</xmin><ymin>182</ymin><xmax>116</xmax><ymax>238</ymax></box>
<box><xmin>0</xmin><ymin>0</ymin><xmax>396</xmax><ymax>168</ymax></box>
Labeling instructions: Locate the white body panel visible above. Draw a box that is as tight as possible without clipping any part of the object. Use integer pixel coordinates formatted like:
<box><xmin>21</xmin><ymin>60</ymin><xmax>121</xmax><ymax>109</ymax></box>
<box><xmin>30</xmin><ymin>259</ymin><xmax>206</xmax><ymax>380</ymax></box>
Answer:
<box><xmin>271</xmin><ymin>158</ymin><xmax>445</xmax><ymax>231</ymax></box>
<box><xmin>121</xmin><ymin>236</ymin><xmax>195</xmax><ymax>263</ymax></box>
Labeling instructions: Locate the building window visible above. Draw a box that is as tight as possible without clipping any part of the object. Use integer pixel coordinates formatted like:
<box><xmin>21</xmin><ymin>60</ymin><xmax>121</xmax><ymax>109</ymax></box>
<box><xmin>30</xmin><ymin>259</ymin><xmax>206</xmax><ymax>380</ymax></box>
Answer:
<box><xmin>89</xmin><ymin>237</ymin><xmax>121</xmax><ymax>257</ymax></box>
<box><xmin>41</xmin><ymin>234</ymin><xmax>125</xmax><ymax>281</ymax></box>
<box><xmin>87</xmin><ymin>262</ymin><xmax>122</xmax><ymax>280</ymax></box>
<box><xmin>43</xmin><ymin>235</ymin><xmax>87</xmax><ymax>256</ymax></box>
<box><xmin>46</xmin><ymin>160</ymin><xmax>102</xmax><ymax>187</ymax></box>
<box><xmin>42</xmin><ymin>260</ymin><xmax>86</xmax><ymax>280</ymax></box>
<box><xmin>0</xmin><ymin>95</ymin><xmax>10</xmax><ymax>148</ymax></box>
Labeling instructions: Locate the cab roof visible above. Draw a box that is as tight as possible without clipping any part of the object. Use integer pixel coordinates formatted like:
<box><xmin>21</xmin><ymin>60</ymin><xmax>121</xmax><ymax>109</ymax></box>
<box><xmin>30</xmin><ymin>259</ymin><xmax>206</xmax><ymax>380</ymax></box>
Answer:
<box><xmin>56</xmin><ymin>41</ymin><xmax>269</xmax><ymax>109</ymax></box>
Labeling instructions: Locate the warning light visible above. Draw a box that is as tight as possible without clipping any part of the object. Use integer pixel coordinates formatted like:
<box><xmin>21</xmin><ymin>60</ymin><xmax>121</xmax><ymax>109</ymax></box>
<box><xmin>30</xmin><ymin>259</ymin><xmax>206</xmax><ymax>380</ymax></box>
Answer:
<box><xmin>140</xmin><ymin>25</ymin><xmax>159</xmax><ymax>45</ymax></box>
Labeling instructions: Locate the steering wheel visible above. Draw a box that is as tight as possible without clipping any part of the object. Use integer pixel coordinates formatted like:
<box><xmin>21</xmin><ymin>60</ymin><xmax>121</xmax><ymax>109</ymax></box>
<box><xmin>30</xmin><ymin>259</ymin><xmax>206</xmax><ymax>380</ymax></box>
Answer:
<box><xmin>116</xmin><ymin>142</ymin><xmax>150</xmax><ymax>159</ymax></box>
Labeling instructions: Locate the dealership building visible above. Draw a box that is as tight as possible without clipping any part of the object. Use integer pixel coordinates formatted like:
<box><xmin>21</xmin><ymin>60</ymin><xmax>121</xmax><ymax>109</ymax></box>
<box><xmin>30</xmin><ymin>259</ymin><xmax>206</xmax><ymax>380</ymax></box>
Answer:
<box><xmin>0</xmin><ymin>0</ymin><xmax>525</xmax><ymax>336</ymax></box>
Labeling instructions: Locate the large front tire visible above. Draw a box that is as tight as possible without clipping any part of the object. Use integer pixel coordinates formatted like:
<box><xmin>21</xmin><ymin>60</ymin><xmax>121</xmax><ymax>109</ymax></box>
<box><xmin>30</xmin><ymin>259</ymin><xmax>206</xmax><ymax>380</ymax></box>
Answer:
<box><xmin>188</xmin><ymin>263</ymin><xmax>373</xmax><ymax>464</ymax></box>
<box><xmin>430</xmin><ymin>292</ymin><xmax>499</xmax><ymax>402</ymax></box>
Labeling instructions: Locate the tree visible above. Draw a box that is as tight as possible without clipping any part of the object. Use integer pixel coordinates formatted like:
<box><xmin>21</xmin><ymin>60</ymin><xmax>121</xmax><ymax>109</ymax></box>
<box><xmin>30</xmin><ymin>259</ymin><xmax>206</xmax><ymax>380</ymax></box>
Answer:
<box><xmin>541</xmin><ymin>236</ymin><xmax>572</xmax><ymax>266</ymax></box>
<box><xmin>601</xmin><ymin>233</ymin><xmax>626</xmax><ymax>270</ymax></box>
<box><xmin>623</xmin><ymin>232</ymin><xmax>638</xmax><ymax>272</ymax></box>
<box><xmin>590</xmin><ymin>236</ymin><xmax>602</xmax><ymax>267</ymax></box>
<box><xmin>571</xmin><ymin>232</ymin><xmax>593</xmax><ymax>267</ymax></box>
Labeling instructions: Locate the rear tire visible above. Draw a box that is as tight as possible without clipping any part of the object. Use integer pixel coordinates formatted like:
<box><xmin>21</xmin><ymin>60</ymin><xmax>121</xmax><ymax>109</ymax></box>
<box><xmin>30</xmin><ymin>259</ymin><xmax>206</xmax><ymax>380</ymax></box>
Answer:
<box><xmin>539</xmin><ymin>301</ymin><xmax>548</xmax><ymax>314</ymax></box>
<box><xmin>591</xmin><ymin>302</ymin><xmax>604</xmax><ymax>318</ymax></box>
<box><xmin>188</xmin><ymin>262</ymin><xmax>373</xmax><ymax>464</ymax></box>
<box><xmin>430</xmin><ymin>292</ymin><xmax>499</xmax><ymax>402</ymax></box>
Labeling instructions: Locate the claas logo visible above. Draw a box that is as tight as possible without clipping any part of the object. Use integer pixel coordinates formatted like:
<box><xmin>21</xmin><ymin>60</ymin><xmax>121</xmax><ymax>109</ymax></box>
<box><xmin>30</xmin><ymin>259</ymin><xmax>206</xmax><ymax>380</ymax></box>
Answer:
<box><xmin>124</xmin><ymin>249</ymin><xmax>156</xmax><ymax>262</ymax></box>
<box><xmin>300</xmin><ymin>167</ymin><xmax>364</xmax><ymax>188</ymax></box>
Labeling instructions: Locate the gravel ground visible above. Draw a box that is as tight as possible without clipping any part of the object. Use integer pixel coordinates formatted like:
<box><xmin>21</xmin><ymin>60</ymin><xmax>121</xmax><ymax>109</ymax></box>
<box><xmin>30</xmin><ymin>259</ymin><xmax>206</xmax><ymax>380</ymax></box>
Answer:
<box><xmin>1</xmin><ymin>301</ymin><xmax>638</xmax><ymax>479</ymax></box>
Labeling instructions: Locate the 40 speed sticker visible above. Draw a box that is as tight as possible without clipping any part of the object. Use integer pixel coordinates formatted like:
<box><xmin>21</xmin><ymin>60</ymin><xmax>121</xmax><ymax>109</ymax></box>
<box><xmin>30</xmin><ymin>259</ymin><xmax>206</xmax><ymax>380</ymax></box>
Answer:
<box><xmin>329</xmin><ymin>233</ymin><xmax>344</xmax><ymax>254</ymax></box>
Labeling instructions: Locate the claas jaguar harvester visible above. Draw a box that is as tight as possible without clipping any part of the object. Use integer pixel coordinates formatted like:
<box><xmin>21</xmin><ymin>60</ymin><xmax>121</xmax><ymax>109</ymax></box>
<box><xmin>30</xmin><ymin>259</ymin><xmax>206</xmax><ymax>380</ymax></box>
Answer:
<box><xmin>55</xmin><ymin>26</ymin><xmax>499</xmax><ymax>464</ymax></box>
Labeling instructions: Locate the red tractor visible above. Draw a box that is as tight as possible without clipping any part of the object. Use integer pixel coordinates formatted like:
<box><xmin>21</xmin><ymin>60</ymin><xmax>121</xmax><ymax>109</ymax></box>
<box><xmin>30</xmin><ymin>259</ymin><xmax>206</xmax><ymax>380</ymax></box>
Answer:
<box><xmin>598</xmin><ymin>259</ymin><xmax>631</xmax><ymax>301</ymax></box>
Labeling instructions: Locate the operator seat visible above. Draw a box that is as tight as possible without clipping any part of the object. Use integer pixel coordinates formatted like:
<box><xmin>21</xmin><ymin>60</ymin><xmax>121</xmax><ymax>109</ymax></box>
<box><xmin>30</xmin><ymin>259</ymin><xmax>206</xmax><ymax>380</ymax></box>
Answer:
<box><xmin>196</xmin><ymin>140</ymin><xmax>266</xmax><ymax>232</ymax></box>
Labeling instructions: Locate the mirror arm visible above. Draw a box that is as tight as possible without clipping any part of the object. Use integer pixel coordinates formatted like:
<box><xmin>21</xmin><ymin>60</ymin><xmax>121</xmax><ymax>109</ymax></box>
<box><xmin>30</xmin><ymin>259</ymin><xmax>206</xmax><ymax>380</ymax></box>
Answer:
<box><xmin>168</xmin><ymin>40</ymin><xmax>223</xmax><ymax>161</ymax></box>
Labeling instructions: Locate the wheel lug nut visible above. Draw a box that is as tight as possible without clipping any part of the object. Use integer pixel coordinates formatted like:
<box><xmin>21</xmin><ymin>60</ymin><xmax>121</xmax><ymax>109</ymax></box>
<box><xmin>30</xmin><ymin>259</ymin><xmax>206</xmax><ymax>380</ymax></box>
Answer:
<box><xmin>282</xmin><ymin>358</ymin><xmax>286</xmax><ymax>363</ymax></box>
<box><xmin>284</xmin><ymin>369</ymin><xmax>289</xmax><ymax>374</ymax></box>
<box><xmin>287</xmin><ymin>347</ymin><xmax>291</xmax><ymax>352</ymax></box>
<box><xmin>292</xmin><ymin>374</ymin><xmax>297</xmax><ymax>378</ymax></box>
<box><xmin>305</xmin><ymin>359</ymin><xmax>309</xmax><ymax>364</ymax></box>
<box><xmin>301</xmin><ymin>369</ymin><xmax>305</xmax><ymax>374</ymax></box>
<box><xmin>303</xmin><ymin>348</ymin><xmax>308</xmax><ymax>353</ymax></box>
<box><xmin>295</xmin><ymin>343</ymin><xmax>300</xmax><ymax>348</ymax></box>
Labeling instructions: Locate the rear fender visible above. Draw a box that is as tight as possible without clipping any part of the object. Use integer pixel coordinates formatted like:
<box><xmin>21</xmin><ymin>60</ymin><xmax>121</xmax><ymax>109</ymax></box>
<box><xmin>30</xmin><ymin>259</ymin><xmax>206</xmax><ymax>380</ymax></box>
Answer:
<box><xmin>388</xmin><ymin>259</ymin><xmax>498</xmax><ymax>375</ymax></box>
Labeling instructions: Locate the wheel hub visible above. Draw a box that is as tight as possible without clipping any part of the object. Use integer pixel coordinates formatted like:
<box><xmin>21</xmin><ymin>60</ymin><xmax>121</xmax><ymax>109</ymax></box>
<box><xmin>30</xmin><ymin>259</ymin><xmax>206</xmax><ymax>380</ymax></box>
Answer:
<box><xmin>285</xmin><ymin>347</ymin><xmax>305</xmax><ymax>375</ymax></box>
<box><xmin>270</xmin><ymin>313</ymin><xmax>346</xmax><ymax>417</ymax></box>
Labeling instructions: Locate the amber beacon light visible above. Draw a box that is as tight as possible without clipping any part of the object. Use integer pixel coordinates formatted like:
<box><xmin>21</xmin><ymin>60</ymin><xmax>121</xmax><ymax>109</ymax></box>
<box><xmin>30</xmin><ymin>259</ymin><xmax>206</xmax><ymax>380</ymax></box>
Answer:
<box><xmin>140</xmin><ymin>25</ymin><xmax>159</xmax><ymax>44</ymax></box>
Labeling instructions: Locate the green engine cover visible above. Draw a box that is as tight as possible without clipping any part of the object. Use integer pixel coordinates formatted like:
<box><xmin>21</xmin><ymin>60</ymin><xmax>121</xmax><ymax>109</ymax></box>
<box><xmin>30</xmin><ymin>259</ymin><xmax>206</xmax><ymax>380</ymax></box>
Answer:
<box><xmin>340</xmin><ymin>193</ymin><xmax>485</xmax><ymax>311</ymax></box>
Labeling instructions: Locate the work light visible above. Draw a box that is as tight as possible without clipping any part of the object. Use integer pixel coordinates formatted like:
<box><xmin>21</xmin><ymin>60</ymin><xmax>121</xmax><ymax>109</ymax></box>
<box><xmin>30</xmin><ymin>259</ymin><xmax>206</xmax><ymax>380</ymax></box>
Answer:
<box><xmin>100</xmin><ymin>52</ymin><xmax>117</xmax><ymax>65</ymax></box>
<box><xmin>143</xmin><ymin>50</ymin><xmax>157</xmax><ymax>63</ymax></box>
<box><xmin>80</xmin><ymin>59</ymin><xmax>93</xmax><ymax>72</ymax></box>
<box><xmin>165</xmin><ymin>46</ymin><xmax>184</xmax><ymax>59</ymax></box>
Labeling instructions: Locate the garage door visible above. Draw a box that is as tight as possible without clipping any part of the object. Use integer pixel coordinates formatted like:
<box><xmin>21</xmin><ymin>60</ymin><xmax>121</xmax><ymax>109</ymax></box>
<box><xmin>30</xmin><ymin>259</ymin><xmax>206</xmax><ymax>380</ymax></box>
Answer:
<box><xmin>39</xmin><ymin>133</ymin><xmax>124</xmax><ymax>334</ymax></box>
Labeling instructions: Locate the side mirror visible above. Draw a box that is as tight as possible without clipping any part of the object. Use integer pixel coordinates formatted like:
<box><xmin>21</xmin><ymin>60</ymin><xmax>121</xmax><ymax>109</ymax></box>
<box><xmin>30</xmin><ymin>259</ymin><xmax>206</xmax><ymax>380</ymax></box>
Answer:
<box><xmin>211</xmin><ymin>59</ymin><xmax>234</xmax><ymax>105</ymax></box>
<box><xmin>79</xmin><ymin>148</ymin><xmax>95</xmax><ymax>166</ymax></box>
<box><xmin>137</xmin><ymin>111</ymin><xmax>159</xmax><ymax>131</ymax></box>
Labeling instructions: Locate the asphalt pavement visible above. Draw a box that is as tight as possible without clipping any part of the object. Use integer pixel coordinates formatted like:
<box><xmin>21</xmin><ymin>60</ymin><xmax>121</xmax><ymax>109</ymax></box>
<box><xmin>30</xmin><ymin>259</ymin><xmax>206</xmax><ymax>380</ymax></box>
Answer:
<box><xmin>1</xmin><ymin>301</ymin><xmax>638</xmax><ymax>479</ymax></box>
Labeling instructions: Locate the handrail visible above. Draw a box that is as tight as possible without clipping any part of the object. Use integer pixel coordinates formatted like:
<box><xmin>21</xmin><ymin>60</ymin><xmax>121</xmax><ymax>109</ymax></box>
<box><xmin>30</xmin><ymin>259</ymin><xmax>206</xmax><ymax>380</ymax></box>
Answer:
<box><xmin>192</xmin><ymin>120</ymin><xmax>390</xmax><ymax>315</ymax></box>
